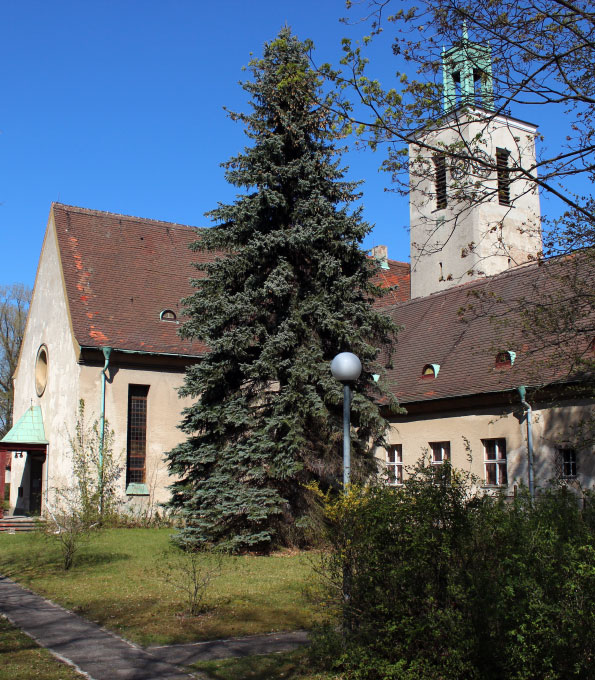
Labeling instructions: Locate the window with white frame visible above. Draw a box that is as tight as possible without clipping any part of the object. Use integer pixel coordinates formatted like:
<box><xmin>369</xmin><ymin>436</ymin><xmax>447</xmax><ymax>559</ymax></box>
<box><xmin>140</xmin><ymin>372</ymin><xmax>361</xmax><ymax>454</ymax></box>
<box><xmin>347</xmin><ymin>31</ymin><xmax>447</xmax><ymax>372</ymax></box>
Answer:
<box><xmin>430</xmin><ymin>441</ymin><xmax>450</xmax><ymax>464</ymax></box>
<box><xmin>386</xmin><ymin>445</ymin><xmax>403</xmax><ymax>485</ymax></box>
<box><xmin>483</xmin><ymin>438</ymin><xmax>507</xmax><ymax>486</ymax></box>
<box><xmin>557</xmin><ymin>448</ymin><xmax>577</xmax><ymax>479</ymax></box>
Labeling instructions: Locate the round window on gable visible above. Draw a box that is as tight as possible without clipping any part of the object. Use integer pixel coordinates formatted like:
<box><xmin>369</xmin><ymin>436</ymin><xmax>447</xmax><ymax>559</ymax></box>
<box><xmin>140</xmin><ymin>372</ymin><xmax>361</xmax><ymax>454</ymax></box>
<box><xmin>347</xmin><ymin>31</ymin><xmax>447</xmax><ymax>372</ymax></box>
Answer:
<box><xmin>160</xmin><ymin>309</ymin><xmax>177</xmax><ymax>322</ymax></box>
<box><xmin>35</xmin><ymin>345</ymin><xmax>49</xmax><ymax>396</ymax></box>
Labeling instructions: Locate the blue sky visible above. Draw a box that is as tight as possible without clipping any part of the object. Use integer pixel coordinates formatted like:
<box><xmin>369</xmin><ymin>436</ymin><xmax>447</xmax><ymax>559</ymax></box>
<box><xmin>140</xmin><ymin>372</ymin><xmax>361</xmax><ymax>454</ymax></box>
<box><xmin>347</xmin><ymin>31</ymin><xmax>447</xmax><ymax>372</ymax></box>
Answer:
<box><xmin>1</xmin><ymin>0</ymin><xmax>411</xmax><ymax>289</ymax></box>
<box><xmin>0</xmin><ymin>0</ymin><xmax>570</xmax><ymax>289</ymax></box>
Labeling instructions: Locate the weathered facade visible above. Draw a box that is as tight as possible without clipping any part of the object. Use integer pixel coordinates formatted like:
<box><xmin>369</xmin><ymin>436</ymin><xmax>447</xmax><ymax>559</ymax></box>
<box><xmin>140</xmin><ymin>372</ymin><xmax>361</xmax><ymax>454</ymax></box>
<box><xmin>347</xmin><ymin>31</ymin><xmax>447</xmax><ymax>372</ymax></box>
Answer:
<box><xmin>3</xmin><ymin>205</ymin><xmax>208</xmax><ymax>514</ymax></box>
<box><xmin>2</xmin><ymin>203</ymin><xmax>411</xmax><ymax>515</ymax></box>
<box><xmin>378</xmin><ymin>255</ymin><xmax>593</xmax><ymax>491</ymax></box>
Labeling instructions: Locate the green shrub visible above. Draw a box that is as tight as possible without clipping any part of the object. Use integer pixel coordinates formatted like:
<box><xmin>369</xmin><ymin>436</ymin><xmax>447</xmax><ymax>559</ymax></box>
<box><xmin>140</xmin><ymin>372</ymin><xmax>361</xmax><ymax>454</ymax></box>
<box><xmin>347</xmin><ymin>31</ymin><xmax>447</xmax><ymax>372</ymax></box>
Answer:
<box><xmin>314</xmin><ymin>461</ymin><xmax>595</xmax><ymax>680</ymax></box>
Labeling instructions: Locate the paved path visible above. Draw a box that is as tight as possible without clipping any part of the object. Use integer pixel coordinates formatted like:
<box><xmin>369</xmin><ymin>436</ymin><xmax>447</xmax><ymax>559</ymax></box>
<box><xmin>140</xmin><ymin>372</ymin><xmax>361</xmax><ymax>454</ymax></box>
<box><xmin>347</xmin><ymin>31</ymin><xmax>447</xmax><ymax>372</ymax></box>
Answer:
<box><xmin>0</xmin><ymin>575</ymin><xmax>309</xmax><ymax>679</ymax></box>
<box><xmin>147</xmin><ymin>630</ymin><xmax>310</xmax><ymax>666</ymax></box>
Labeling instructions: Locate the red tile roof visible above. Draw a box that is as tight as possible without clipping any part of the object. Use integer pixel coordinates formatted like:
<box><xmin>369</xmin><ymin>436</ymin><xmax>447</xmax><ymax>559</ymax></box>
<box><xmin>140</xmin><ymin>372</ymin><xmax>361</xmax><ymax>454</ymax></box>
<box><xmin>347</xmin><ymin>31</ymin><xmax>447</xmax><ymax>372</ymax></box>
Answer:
<box><xmin>53</xmin><ymin>203</ymin><xmax>590</xmax><ymax>404</ymax></box>
<box><xmin>52</xmin><ymin>203</ymin><xmax>410</xmax><ymax>356</ymax></box>
<box><xmin>384</xmin><ymin>254</ymin><xmax>593</xmax><ymax>404</ymax></box>
<box><xmin>53</xmin><ymin>203</ymin><xmax>210</xmax><ymax>356</ymax></box>
<box><xmin>372</xmin><ymin>261</ymin><xmax>411</xmax><ymax>306</ymax></box>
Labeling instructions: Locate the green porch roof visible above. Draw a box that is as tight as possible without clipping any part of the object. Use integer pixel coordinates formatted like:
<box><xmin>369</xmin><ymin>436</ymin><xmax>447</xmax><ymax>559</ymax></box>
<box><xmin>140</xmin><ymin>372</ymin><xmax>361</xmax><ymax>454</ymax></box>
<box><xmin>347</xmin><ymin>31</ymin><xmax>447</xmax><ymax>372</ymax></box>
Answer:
<box><xmin>1</xmin><ymin>406</ymin><xmax>48</xmax><ymax>446</ymax></box>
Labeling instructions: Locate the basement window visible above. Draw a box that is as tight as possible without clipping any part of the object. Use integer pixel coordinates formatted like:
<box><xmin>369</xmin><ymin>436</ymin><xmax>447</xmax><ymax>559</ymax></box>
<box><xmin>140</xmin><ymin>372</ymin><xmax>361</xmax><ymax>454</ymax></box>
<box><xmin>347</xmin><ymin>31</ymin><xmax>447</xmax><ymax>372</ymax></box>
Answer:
<box><xmin>160</xmin><ymin>309</ymin><xmax>177</xmax><ymax>322</ymax></box>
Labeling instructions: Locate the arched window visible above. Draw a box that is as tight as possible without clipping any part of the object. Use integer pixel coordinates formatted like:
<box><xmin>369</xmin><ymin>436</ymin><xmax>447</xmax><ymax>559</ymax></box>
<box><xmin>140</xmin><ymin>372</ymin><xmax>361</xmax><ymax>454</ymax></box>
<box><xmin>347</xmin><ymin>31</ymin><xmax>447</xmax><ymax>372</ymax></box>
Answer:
<box><xmin>159</xmin><ymin>309</ymin><xmax>177</xmax><ymax>322</ymax></box>
<box><xmin>421</xmin><ymin>363</ymin><xmax>440</xmax><ymax>379</ymax></box>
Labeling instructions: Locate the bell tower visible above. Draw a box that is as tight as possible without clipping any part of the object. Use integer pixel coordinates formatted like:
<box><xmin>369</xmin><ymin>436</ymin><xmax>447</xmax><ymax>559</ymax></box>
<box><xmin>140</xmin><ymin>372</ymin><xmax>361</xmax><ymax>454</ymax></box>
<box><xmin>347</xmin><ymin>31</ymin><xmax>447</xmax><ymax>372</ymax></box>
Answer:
<box><xmin>409</xmin><ymin>26</ymin><xmax>542</xmax><ymax>299</ymax></box>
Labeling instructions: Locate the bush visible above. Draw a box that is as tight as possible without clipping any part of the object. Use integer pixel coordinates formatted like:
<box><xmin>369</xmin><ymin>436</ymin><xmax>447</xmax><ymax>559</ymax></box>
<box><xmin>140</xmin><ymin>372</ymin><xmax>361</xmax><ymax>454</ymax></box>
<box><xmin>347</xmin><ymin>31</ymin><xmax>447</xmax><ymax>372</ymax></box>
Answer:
<box><xmin>68</xmin><ymin>399</ymin><xmax>122</xmax><ymax>526</ymax></box>
<box><xmin>44</xmin><ymin>487</ymin><xmax>96</xmax><ymax>570</ymax></box>
<box><xmin>43</xmin><ymin>400</ymin><xmax>123</xmax><ymax>569</ymax></box>
<box><xmin>154</xmin><ymin>542</ymin><xmax>222</xmax><ymax>617</ymax></box>
<box><xmin>313</xmin><ymin>461</ymin><xmax>595</xmax><ymax>680</ymax></box>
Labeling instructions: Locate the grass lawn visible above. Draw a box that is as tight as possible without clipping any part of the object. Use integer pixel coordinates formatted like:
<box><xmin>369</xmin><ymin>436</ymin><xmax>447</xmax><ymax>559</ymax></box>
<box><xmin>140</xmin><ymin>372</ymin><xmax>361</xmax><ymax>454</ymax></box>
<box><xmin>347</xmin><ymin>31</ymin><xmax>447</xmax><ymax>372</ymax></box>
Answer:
<box><xmin>0</xmin><ymin>616</ymin><xmax>85</xmax><ymax>680</ymax></box>
<box><xmin>191</xmin><ymin>649</ymin><xmax>340</xmax><ymax>680</ymax></box>
<box><xmin>0</xmin><ymin>528</ymin><xmax>323</xmax><ymax>646</ymax></box>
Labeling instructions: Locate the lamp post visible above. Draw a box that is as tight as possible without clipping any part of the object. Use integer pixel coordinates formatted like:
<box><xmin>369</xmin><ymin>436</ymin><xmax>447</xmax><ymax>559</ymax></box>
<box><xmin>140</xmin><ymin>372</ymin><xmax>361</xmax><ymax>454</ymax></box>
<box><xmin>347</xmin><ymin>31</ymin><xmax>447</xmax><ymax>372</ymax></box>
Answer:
<box><xmin>331</xmin><ymin>351</ymin><xmax>361</xmax><ymax>634</ymax></box>
<box><xmin>330</xmin><ymin>352</ymin><xmax>362</xmax><ymax>488</ymax></box>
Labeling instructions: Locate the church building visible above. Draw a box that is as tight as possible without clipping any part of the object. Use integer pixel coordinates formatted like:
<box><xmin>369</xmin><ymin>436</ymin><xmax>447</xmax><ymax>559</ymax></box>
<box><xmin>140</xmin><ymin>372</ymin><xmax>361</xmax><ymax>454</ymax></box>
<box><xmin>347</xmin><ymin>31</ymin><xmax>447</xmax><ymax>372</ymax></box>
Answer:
<box><xmin>2</xmin><ymin>32</ymin><xmax>592</xmax><ymax>517</ymax></box>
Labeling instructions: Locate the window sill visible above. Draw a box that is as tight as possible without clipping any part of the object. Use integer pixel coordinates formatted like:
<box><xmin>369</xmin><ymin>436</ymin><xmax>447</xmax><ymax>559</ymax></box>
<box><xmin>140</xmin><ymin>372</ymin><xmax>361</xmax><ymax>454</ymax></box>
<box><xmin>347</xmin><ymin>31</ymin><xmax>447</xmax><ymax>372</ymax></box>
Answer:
<box><xmin>126</xmin><ymin>483</ymin><xmax>149</xmax><ymax>496</ymax></box>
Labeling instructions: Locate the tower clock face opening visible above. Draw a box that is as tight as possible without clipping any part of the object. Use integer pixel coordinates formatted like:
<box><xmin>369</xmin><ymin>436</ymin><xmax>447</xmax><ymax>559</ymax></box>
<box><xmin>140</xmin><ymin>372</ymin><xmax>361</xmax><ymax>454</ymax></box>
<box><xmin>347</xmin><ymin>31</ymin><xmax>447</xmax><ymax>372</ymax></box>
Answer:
<box><xmin>451</xmin><ymin>149</ymin><xmax>493</xmax><ymax>180</ymax></box>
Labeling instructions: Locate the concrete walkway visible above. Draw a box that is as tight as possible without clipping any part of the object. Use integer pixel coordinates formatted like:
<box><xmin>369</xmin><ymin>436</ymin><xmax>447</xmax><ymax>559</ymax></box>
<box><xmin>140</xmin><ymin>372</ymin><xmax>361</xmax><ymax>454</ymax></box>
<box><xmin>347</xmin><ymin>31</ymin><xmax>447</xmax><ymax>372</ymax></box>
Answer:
<box><xmin>147</xmin><ymin>630</ymin><xmax>310</xmax><ymax>666</ymax></box>
<box><xmin>0</xmin><ymin>575</ymin><xmax>309</xmax><ymax>679</ymax></box>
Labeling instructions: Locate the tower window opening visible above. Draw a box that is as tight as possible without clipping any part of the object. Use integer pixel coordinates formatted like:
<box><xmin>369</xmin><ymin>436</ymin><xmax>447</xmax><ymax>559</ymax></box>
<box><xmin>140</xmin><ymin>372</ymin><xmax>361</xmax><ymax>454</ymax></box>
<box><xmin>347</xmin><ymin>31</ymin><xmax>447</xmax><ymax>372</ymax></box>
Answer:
<box><xmin>497</xmin><ymin>148</ymin><xmax>511</xmax><ymax>205</ymax></box>
<box><xmin>434</xmin><ymin>154</ymin><xmax>447</xmax><ymax>209</ymax></box>
<box><xmin>473</xmin><ymin>69</ymin><xmax>484</xmax><ymax>106</ymax></box>
<box><xmin>453</xmin><ymin>70</ymin><xmax>462</xmax><ymax>106</ymax></box>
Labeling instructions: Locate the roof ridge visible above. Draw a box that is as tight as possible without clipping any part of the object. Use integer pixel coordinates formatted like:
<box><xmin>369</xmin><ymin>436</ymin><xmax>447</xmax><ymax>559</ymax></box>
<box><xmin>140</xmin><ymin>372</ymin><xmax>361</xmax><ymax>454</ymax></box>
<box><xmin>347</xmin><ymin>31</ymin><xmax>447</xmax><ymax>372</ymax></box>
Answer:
<box><xmin>52</xmin><ymin>202</ymin><xmax>204</xmax><ymax>232</ymax></box>
<box><xmin>386</xmin><ymin>259</ymin><xmax>410</xmax><ymax>268</ymax></box>
<box><xmin>367</xmin><ymin>255</ymin><xmax>410</xmax><ymax>268</ymax></box>
<box><xmin>383</xmin><ymin>257</ymin><xmax>548</xmax><ymax>311</ymax></box>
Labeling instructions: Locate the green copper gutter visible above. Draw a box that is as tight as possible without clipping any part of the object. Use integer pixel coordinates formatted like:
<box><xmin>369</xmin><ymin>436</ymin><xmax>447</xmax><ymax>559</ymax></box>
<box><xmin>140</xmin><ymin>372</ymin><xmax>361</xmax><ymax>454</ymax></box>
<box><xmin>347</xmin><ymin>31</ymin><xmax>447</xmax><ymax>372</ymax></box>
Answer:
<box><xmin>99</xmin><ymin>346</ymin><xmax>112</xmax><ymax>513</ymax></box>
<box><xmin>517</xmin><ymin>386</ymin><xmax>535</xmax><ymax>501</ymax></box>
<box><xmin>79</xmin><ymin>346</ymin><xmax>204</xmax><ymax>360</ymax></box>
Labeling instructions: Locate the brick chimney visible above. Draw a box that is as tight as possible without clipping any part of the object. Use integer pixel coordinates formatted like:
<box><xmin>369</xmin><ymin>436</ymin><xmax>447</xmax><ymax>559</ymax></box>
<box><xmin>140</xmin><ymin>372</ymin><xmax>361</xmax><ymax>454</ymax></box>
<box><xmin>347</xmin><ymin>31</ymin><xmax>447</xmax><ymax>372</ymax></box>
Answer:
<box><xmin>372</xmin><ymin>245</ymin><xmax>389</xmax><ymax>269</ymax></box>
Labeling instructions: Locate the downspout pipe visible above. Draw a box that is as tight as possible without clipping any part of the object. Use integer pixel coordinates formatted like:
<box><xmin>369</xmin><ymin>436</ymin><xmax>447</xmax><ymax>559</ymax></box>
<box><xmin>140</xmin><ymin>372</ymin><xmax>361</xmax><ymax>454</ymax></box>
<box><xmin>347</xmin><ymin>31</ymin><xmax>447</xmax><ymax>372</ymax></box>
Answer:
<box><xmin>517</xmin><ymin>386</ymin><xmax>535</xmax><ymax>501</ymax></box>
<box><xmin>99</xmin><ymin>346</ymin><xmax>112</xmax><ymax>514</ymax></box>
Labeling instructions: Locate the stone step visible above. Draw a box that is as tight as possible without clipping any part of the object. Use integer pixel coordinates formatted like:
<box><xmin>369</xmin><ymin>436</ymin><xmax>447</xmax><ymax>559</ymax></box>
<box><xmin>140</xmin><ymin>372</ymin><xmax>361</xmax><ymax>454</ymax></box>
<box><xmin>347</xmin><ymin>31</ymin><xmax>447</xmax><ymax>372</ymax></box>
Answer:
<box><xmin>0</xmin><ymin>516</ymin><xmax>42</xmax><ymax>533</ymax></box>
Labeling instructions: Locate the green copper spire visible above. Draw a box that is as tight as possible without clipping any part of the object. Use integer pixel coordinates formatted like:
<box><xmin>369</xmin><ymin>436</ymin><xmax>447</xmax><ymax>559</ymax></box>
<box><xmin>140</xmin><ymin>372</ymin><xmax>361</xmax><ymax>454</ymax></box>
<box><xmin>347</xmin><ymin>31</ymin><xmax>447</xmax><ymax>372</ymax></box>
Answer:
<box><xmin>442</xmin><ymin>22</ymin><xmax>494</xmax><ymax>112</ymax></box>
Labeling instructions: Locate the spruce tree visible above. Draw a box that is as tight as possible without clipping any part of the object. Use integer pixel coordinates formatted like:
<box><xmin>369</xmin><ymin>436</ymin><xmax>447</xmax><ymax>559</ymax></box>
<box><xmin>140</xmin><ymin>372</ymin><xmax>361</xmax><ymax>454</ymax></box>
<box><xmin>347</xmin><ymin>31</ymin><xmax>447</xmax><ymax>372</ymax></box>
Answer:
<box><xmin>167</xmin><ymin>28</ymin><xmax>399</xmax><ymax>552</ymax></box>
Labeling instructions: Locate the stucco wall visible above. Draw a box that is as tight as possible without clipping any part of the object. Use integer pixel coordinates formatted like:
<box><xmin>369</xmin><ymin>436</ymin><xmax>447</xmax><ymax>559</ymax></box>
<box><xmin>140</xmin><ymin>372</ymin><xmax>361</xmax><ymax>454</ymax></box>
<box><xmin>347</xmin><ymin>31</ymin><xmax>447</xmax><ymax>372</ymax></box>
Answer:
<box><xmin>409</xmin><ymin>111</ymin><xmax>542</xmax><ymax>299</ymax></box>
<box><xmin>379</xmin><ymin>400</ymin><xmax>594</xmax><ymax>493</ymax></box>
<box><xmin>10</xmin><ymin>214</ymin><xmax>80</xmax><ymax>514</ymax></box>
<box><xmin>78</xmin><ymin>362</ymin><xmax>194</xmax><ymax>510</ymax></box>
